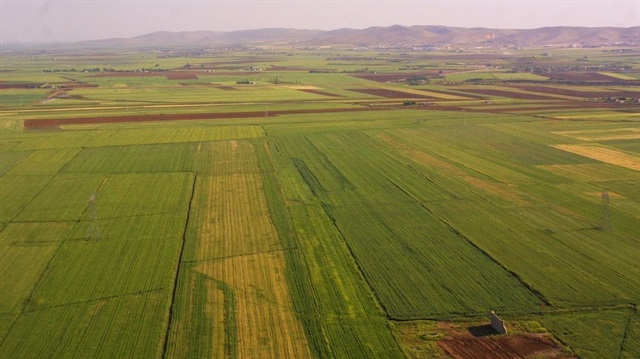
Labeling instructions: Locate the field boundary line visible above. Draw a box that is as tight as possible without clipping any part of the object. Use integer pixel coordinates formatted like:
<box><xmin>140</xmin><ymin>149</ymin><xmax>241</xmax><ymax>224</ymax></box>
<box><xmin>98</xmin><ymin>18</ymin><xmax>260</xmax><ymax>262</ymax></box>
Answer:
<box><xmin>0</xmin><ymin>208</ymin><xmax>73</xmax><ymax>347</ymax></box>
<box><xmin>161</xmin><ymin>172</ymin><xmax>198</xmax><ymax>359</ymax></box>
<box><xmin>392</xmin><ymin>302</ymin><xmax>636</xmax><ymax>322</ymax></box>
<box><xmin>5</xmin><ymin>175</ymin><xmax>57</xmax><ymax>224</ymax></box>
<box><xmin>378</xmin><ymin>168</ymin><xmax>553</xmax><ymax>310</ymax></box>
<box><xmin>420</xmin><ymin>203</ymin><xmax>553</xmax><ymax>308</ymax></box>
<box><xmin>22</xmin><ymin>288</ymin><xmax>164</xmax><ymax>313</ymax></box>
<box><xmin>617</xmin><ymin>305</ymin><xmax>637</xmax><ymax>359</ymax></box>
<box><xmin>320</xmin><ymin>203</ymin><xmax>394</xmax><ymax>319</ymax></box>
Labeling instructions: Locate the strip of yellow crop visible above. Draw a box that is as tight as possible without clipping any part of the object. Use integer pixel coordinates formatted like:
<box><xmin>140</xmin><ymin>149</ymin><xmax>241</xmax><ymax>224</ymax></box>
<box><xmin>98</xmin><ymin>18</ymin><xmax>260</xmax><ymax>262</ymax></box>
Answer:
<box><xmin>555</xmin><ymin>113</ymin><xmax>640</xmax><ymax>120</ymax></box>
<box><xmin>196</xmin><ymin>173</ymin><xmax>280</xmax><ymax>259</ymax></box>
<box><xmin>192</xmin><ymin>171</ymin><xmax>312</xmax><ymax>358</ymax></box>
<box><xmin>553</xmin><ymin>128</ymin><xmax>640</xmax><ymax>141</ymax></box>
<box><xmin>553</xmin><ymin>144</ymin><xmax>640</xmax><ymax>171</ymax></box>
<box><xmin>599</xmin><ymin>72</ymin><xmax>636</xmax><ymax>80</ymax></box>
<box><xmin>196</xmin><ymin>251</ymin><xmax>311</xmax><ymax>359</ymax></box>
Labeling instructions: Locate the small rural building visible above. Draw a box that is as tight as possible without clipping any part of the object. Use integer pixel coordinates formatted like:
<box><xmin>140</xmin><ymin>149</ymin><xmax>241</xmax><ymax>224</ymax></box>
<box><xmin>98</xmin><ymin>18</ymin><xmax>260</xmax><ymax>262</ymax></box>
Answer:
<box><xmin>490</xmin><ymin>311</ymin><xmax>507</xmax><ymax>334</ymax></box>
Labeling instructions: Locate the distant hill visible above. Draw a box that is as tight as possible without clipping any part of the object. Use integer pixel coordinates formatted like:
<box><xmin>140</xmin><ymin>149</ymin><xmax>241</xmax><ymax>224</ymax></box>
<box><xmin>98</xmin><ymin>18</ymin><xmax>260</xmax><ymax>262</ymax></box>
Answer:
<box><xmin>82</xmin><ymin>25</ymin><xmax>640</xmax><ymax>48</ymax></box>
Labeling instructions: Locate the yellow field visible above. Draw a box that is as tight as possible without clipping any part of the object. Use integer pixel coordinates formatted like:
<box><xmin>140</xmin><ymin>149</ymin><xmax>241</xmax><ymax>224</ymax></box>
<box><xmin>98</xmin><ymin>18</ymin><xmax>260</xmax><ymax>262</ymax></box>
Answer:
<box><xmin>195</xmin><ymin>250</ymin><xmax>311</xmax><ymax>359</ymax></box>
<box><xmin>538</xmin><ymin>163</ymin><xmax>639</xmax><ymax>182</ymax></box>
<box><xmin>188</xmin><ymin>168</ymin><xmax>310</xmax><ymax>358</ymax></box>
<box><xmin>599</xmin><ymin>72</ymin><xmax>637</xmax><ymax>80</ymax></box>
<box><xmin>553</xmin><ymin>144</ymin><xmax>640</xmax><ymax>171</ymax></box>
<box><xmin>553</xmin><ymin>128</ymin><xmax>640</xmax><ymax>141</ymax></box>
<box><xmin>194</xmin><ymin>173</ymin><xmax>281</xmax><ymax>260</ymax></box>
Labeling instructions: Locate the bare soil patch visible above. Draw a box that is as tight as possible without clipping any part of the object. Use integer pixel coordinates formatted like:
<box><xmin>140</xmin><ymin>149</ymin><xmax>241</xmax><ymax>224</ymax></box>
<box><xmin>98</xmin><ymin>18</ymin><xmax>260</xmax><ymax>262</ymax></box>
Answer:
<box><xmin>59</xmin><ymin>81</ymin><xmax>98</xmax><ymax>89</ymax></box>
<box><xmin>90</xmin><ymin>71</ymin><xmax>197</xmax><ymax>79</ymax></box>
<box><xmin>459</xmin><ymin>88</ymin><xmax>561</xmax><ymax>100</ymax></box>
<box><xmin>23</xmin><ymin>106</ymin><xmax>387</xmax><ymax>129</ymax></box>
<box><xmin>0</xmin><ymin>82</ymin><xmax>43</xmax><ymax>89</ymax></box>
<box><xmin>267</xmin><ymin>66</ymin><xmax>308</xmax><ymax>71</ymax></box>
<box><xmin>507</xmin><ymin>85</ymin><xmax>640</xmax><ymax>99</ymax></box>
<box><xmin>91</xmin><ymin>71</ymin><xmax>167</xmax><ymax>78</ymax></box>
<box><xmin>437</xmin><ymin>323</ymin><xmax>572</xmax><ymax>359</ymax></box>
<box><xmin>474</xmin><ymin>102</ymin><xmax>636</xmax><ymax>113</ymax></box>
<box><xmin>166</xmin><ymin>72</ymin><xmax>198</xmax><ymax>80</ymax></box>
<box><xmin>439</xmin><ymin>334</ymin><xmax>571</xmax><ymax>359</ymax></box>
<box><xmin>353</xmin><ymin>71</ymin><xmax>450</xmax><ymax>83</ymax></box>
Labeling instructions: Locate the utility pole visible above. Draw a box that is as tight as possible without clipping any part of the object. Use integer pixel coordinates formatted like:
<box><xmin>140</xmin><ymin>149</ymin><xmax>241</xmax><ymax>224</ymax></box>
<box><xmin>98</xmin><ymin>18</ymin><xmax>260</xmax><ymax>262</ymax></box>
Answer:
<box><xmin>600</xmin><ymin>190</ymin><xmax>611</xmax><ymax>231</ymax></box>
<box><xmin>86</xmin><ymin>193</ymin><xmax>101</xmax><ymax>240</ymax></box>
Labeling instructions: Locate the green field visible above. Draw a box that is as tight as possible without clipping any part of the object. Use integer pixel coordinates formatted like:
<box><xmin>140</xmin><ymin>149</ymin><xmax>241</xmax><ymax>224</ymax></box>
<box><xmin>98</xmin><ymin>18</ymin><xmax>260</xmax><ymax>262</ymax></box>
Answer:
<box><xmin>0</xmin><ymin>45</ymin><xmax>638</xmax><ymax>358</ymax></box>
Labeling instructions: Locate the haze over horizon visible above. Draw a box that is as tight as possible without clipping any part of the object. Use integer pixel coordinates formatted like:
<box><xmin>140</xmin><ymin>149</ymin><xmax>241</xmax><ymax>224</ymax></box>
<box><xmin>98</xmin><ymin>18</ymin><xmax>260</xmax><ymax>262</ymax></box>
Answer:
<box><xmin>1</xmin><ymin>0</ymin><xmax>639</xmax><ymax>44</ymax></box>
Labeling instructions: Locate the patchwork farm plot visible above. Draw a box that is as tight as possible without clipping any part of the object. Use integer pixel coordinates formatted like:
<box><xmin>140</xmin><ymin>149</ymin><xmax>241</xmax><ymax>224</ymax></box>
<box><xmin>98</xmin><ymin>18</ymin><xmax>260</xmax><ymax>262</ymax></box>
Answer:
<box><xmin>0</xmin><ymin>45</ymin><xmax>638</xmax><ymax>358</ymax></box>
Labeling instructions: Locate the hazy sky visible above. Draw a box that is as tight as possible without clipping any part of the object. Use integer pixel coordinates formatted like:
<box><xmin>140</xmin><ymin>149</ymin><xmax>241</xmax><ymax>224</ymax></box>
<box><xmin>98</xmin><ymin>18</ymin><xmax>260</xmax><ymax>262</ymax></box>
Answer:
<box><xmin>1</xmin><ymin>0</ymin><xmax>639</xmax><ymax>43</ymax></box>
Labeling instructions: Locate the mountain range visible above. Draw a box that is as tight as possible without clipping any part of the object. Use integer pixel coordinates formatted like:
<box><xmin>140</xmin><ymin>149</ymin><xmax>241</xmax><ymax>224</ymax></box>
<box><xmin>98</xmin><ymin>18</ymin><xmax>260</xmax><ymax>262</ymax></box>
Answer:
<box><xmin>84</xmin><ymin>25</ymin><xmax>639</xmax><ymax>48</ymax></box>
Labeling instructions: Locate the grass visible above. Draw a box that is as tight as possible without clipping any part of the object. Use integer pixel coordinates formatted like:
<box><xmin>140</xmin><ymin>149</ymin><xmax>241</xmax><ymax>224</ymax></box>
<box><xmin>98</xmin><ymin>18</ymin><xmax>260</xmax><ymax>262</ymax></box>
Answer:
<box><xmin>0</xmin><ymin>46</ymin><xmax>638</xmax><ymax>358</ymax></box>
<box><xmin>541</xmin><ymin>309</ymin><xmax>632</xmax><ymax>358</ymax></box>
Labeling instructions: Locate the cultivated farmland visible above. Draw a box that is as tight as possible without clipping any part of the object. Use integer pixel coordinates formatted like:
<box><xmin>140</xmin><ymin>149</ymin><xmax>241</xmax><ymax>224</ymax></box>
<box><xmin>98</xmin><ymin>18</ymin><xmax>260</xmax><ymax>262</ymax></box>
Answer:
<box><xmin>0</xmin><ymin>44</ymin><xmax>638</xmax><ymax>358</ymax></box>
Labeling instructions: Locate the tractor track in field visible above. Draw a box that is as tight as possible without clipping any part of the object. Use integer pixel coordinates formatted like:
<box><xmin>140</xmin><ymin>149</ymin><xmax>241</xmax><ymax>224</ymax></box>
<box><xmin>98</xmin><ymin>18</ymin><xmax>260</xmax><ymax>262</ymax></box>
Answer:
<box><xmin>161</xmin><ymin>173</ymin><xmax>198</xmax><ymax>359</ymax></box>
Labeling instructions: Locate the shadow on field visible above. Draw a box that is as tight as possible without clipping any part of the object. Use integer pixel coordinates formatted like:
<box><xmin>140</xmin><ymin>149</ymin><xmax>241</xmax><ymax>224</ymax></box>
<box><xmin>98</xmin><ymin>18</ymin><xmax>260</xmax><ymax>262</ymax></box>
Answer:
<box><xmin>467</xmin><ymin>324</ymin><xmax>498</xmax><ymax>337</ymax></box>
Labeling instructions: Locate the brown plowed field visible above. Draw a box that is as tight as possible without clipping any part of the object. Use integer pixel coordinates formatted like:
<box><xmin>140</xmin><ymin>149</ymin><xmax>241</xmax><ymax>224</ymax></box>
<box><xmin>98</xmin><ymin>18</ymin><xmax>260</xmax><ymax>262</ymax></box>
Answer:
<box><xmin>437</xmin><ymin>323</ymin><xmax>572</xmax><ymax>359</ymax></box>
<box><xmin>509</xmin><ymin>85</ymin><xmax>640</xmax><ymax>99</ymax></box>
<box><xmin>60</xmin><ymin>82</ymin><xmax>99</xmax><ymax>89</ymax></box>
<box><xmin>166</xmin><ymin>72</ymin><xmax>198</xmax><ymax>80</ymax></box>
<box><xmin>353</xmin><ymin>71</ymin><xmax>447</xmax><ymax>83</ymax></box>
<box><xmin>439</xmin><ymin>334</ymin><xmax>572</xmax><ymax>359</ymax></box>
<box><xmin>0</xmin><ymin>82</ymin><xmax>43</xmax><ymax>89</ymax></box>
<box><xmin>486</xmin><ymin>102</ymin><xmax>639</xmax><ymax>113</ymax></box>
<box><xmin>267</xmin><ymin>66</ymin><xmax>308</xmax><ymax>71</ymax></box>
<box><xmin>23</xmin><ymin>107</ymin><xmax>385</xmax><ymax>129</ymax></box>
<box><xmin>459</xmin><ymin>88</ymin><xmax>562</xmax><ymax>100</ymax></box>
<box><xmin>349</xmin><ymin>88</ymin><xmax>438</xmax><ymax>99</ymax></box>
<box><xmin>90</xmin><ymin>71</ymin><xmax>197</xmax><ymax>80</ymax></box>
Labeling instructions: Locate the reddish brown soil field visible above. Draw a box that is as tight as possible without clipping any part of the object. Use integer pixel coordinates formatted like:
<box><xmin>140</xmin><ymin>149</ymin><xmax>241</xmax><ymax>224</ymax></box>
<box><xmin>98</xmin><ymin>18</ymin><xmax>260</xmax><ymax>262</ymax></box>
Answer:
<box><xmin>267</xmin><ymin>66</ymin><xmax>308</xmax><ymax>71</ymax></box>
<box><xmin>23</xmin><ymin>107</ymin><xmax>390</xmax><ymax>129</ymax></box>
<box><xmin>60</xmin><ymin>82</ymin><xmax>99</xmax><ymax>89</ymax></box>
<box><xmin>353</xmin><ymin>71</ymin><xmax>448</xmax><ymax>83</ymax></box>
<box><xmin>298</xmin><ymin>89</ymin><xmax>343</xmax><ymax>97</ymax></box>
<box><xmin>349</xmin><ymin>88</ymin><xmax>438</xmax><ymax>99</ymax></box>
<box><xmin>437</xmin><ymin>323</ymin><xmax>573</xmax><ymax>359</ymax></box>
<box><xmin>509</xmin><ymin>85</ymin><xmax>640</xmax><ymax>99</ymax></box>
<box><xmin>0</xmin><ymin>82</ymin><xmax>42</xmax><ymax>89</ymax></box>
<box><xmin>91</xmin><ymin>71</ymin><xmax>166</xmax><ymax>78</ymax></box>
<box><xmin>409</xmin><ymin>101</ymin><xmax>639</xmax><ymax>114</ymax></box>
<box><xmin>91</xmin><ymin>71</ymin><xmax>197</xmax><ymax>79</ymax></box>
<box><xmin>460</xmin><ymin>88</ymin><xmax>562</xmax><ymax>100</ymax></box>
<box><xmin>166</xmin><ymin>72</ymin><xmax>198</xmax><ymax>80</ymax></box>
<box><xmin>439</xmin><ymin>334</ymin><xmax>572</xmax><ymax>359</ymax></box>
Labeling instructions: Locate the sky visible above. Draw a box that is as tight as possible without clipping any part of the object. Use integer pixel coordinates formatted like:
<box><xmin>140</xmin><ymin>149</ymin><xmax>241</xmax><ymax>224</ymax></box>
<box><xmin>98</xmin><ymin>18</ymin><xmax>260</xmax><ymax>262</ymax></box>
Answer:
<box><xmin>1</xmin><ymin>0</ymin><xmax>639</xmax><ymax>44</ymax></box>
